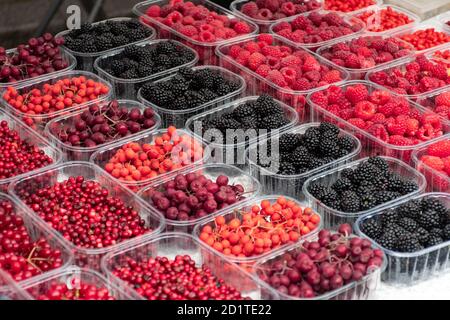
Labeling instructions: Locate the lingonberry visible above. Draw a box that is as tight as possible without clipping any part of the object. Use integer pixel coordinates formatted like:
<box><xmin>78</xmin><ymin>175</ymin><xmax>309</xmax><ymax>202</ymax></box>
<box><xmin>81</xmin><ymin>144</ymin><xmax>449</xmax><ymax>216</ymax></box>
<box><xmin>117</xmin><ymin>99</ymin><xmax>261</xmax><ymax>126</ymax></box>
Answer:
<box><xmin>112</xmin><ymin>255</ymin><xmax>249</xmax><ymax>300</ymax></box>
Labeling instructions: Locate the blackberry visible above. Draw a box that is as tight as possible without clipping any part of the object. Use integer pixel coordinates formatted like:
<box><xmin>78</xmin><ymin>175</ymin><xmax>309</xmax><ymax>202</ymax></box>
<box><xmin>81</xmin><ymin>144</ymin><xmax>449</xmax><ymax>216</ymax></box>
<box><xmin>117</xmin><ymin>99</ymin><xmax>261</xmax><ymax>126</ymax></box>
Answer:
<box><xmin>112</xmin><ymin>35</ymin><xmax>128</xmax><ymax>47</ymax></box>
<box><xmin>259</xmin><ymin>114</ymin><xmax>287</xmax><ymax>129</ymax></box>
<box><xmin>397</xmin><ymin>200</ymin><xmax>421</xmax><ymax>220</ymax></box>
<box><xmin>154</xmin><ymin>54</ymin><xmax>172</xmax><ymax>69</ymax></box>
<box><xmin>137</xmin><ymin>65</ymin><xmax>153</xmax><ymax>78</ymax></box>
<box><xmin>233</xmin><ymin>103</ymin><xmax>255</xmax><ymax>119</ymax></box>
<box><xmin>397</xmin><ymin>217</ymin><xmax>419</xmax><ymax>233</ymax></box>
<box><xmin>111</xmin><ymin>60</ymin><xmax>126</xmax><ymax>75</ymax></box>
<box><xmin>279</xmin><ymin>133</ymin><xmax>301</xmax><ymax>153</ymax></box>
<box><xmin>319</xmin><ymin>140</ymin><xmax>340</xmax><ymax>158</ymax></box>
<box><xmin>421</xmin><ymin>198</ymin><xmax>448</xmax><ymax>224</ymax></box>
<box><xmin>367</xmin><ymin>157</ymin><xmax>389</xmax><ymax>173</ymax></box>
<box><xmin>336</xmin><ymin>148</ymin><xmax>350</xmax><ymax>158</ymax></box>
<box><xmin>354</xmin><ymin>181</ymin><xmax>376</xmax><ymax>196</ymax></box>
<box><xmin>415</xmin><ymin>227</ymin><xmax>430</xmax><ymax>246</ymax></box>
<box><xmin>360</xmin><ymin>193</ymin><xmax>377</xmax><ymax>211</ymax></box>
<box><xmin>302</xmin><ymin>127</ymin><xmax>320</xmax><ymax>152</ymax></box>
<box><xmin>169</xmin><ymin>97</ymin><xmax>189</xmax><ymax>111</ymax></box>
<box><xmin>317</xmin><ymin>188</ymin><xmax>339</xmax><ymax>207</ymax></box>
<box><xmin>416</xmin><ymin>209</ymin><xmax>441</xmax><ymax>230</ymax></box>
<box><xmin>443</xmin><ymin>225</ymin><xmax>450</xmax><ymax>241</ymax></box>
<box><xmin>156</xmin><ymin>41</ymin><xmax>177</xmax><ymax>54</ymax></box>
<box><xmin>184</xmin><ymin>91</ymin><xmax>204</xmax><ymax>109</ymax></box>
<box><xmin>386</xmin><ymin>174</ymin><xmax>404</xmax><ymax>192</ymax></box>
<box><xmin>378</xmin><ymin>230</ymin><xmax>397</xmax><ymax>250</ymax></box>
<box><xmin>429</xmin><ymin>228</ymin><xmax>444</xmax><ymax>238</ymax></box>
<box><xmin>352</xmin><ymin>162</ymin><xmax>380</xmax><ymax>184</ymax></box>
<box><xmin>427</xmin><ymin>234</ymin><xmax>443</xmax><ymax>247</ymax></box>
<box><xmin>128</xmin><ymin>29</ymin><xmax>147</xmax><ymax>41</ymax></box>
<box><xmin>96</xmin><ymin>36</ymin><xmax>113</xmax><ymax>51</ymax></box>
<box><xmin>240</xmin><ymin>115</ymin><xmax>258</xmax><ymax>129</ymax></box>
<box><xmin>308</xmin><ymin>183</ymin><xmax>328</xmax><ymax>198</ymax></box>
<box><xmin>192</xmin><ymin>69</ymin><xmax>215</xmax><ymax>90</ymax></box>
<box><xmin>215</xmin><ymin>84</ymin><xmax>233</xmax><ymax>96</ymax></box>
<box><xmin>340</xmin><ymin>168</ymin><xmax>354</xmax><ymax>180</ymax></box>
<box><xmin>340</xmin><ymin>191</ymin><xmax>360</xmax><ymax>212</ymax></box>
<box><xmin>381</xmin><ymin>210</ymin><xmax>399</xmax><ymax>227</ymax></box>
<box><xmin>374</xmin><ymin>191</ymin><xmax>400</xmax><ymax>205</ymax></box>
<box><xmin>398</xmin><ymin>180</ymin><xmax>419</xmax><ymax>195</ymax></box>
<box><xmin>291</xmin><ymin>146</ymin><xmax>311</xmax><ymax>168</ymax></box>
<box><xmin>123</xmin><ymin>45</ymin><xmax>142</xmax><ymax>60</ymax></box>
<box><xmin>385</xmin><ymin>224</ymin><xmax>408</xmax><ymax>238</ymax></box>
<box><xmin>198</xmin><ymin>89</ymin><xmax>218</xmax><ymax>103</ymax></box>
<box><xmin>372</xmin><ymin>175</ymin><xmax>390</xmax><ymax>190</ymax></box>
<box><xmin>170</xmin><ymin>75</ymin><xmax>189</xmax><ymax>94</ymax></box>
<box><xmin>81</xmin><ymin>40</ymin><xmax>97</xmax><ymax>53</ymax></box>
<box><xmin>142</xmin><ymin>84</ymin><xmax>172</xmax><ymax>106</ymax></box>
<box><xmin>120</xmin><ymin>69</ymin><xmax>139</xmax><ymax>79</ymax></box>
<box><xmin>331</xmin><ymin>178</ymin><xmax>352</xmax><ymax>193</ymax></box>
<box><xmin>307</xmin><ymin>157</ymin><xmax>327</xmax><ymax>170</ymax></box>
<box><xmin>337</xmin><ymin>136</ymin><xmax>354</xmax><ymax>152</ymax></box>
<box><xmin>255</xmin><ymin>95</ymin><xmax>283</xmax><ymax>116</ymax></box>
<box><xmin>396</xmin><ymin>233</ymin><xmax>423</xmax><ymax>253</ymax></box>
<box><xmin>278</xmin><ymin>162</ymin><xmax>297</xmax><ymax>175</ymax></box>
<box><xmin>361</xmin><ymin>219</ymin><xmax>383</xmax><ymax>240</ymax></box>
<box><xmin>318</xmin><ymin>122</ymin><xmax>340</xmax><ymax>136</ymax></box>
<box><xmin>110</xmin><ymin>23</ymin><xmax>128</xmax><ymax>36</ymax></box>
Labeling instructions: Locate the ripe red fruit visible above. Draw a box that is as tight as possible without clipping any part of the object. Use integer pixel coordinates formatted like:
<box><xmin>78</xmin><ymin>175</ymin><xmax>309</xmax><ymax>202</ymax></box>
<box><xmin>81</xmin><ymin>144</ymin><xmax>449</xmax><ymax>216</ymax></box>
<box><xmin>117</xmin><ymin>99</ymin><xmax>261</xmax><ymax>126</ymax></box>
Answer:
<box><xmin>427</xmin><ymin>140</ymin><xmax>450</xmax><ymax>158</ymax></box>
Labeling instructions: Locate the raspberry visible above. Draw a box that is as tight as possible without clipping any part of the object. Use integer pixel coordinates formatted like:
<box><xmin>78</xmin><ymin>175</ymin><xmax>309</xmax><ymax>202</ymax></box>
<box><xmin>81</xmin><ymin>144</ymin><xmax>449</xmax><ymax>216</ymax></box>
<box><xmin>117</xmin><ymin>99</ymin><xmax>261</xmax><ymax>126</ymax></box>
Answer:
<box><xmin>392</xmin><ymin>102</ymin><xmax>410</xmax><ymax>116</ymax></box>
<box><xmin>427</xmin><ymin>140</ymin><xmax>450</xmax><ymax>158</ymax></box>
<box><xmin>368</xmin><ymin>124</ymin><xmax>389</xmax><ymax>142</ymax></box>
<box><xmin>146</xmin><ymin>5</ymin><xmax>161</xmax><ymax>17</ymax></box>
<box><xmin>354</xmin><ymin>101</ymin><xmax>376</xmax><ymax>120</ymax></box>
<box><xmin>435</xmin><ymin>91</ymin><xmax>450</xmax><ymax>107</ymax></box>
<box><xmin>292</xmin><ymin>77</ymin><xmax>311</xmax><ymax>91</ymax></box>
<box><xmin>405</xmin><ymin>118</ymin><xmax>419</xmax><ymax>136</ymax></box>
<box><xmin>241</xmin><ymin>2</ymin><xmax>258</xmax><ymax>16</ymax></box>
<box><xmin>406</xmin><ymin>62</ymin><xmax>420</xmax><ymax>73</ymax></box>
<box><xmin>302</xmin><ymin>56</ymin><xmax>320</xmax><ymax>72</ymax></box>
<box><xmin>345</xmin><ymin>84</ymin><xmax>368</xmax><ymax>104</ymax></box>
<box><xmin>179</xmin><ymin>25</ymin><xmax>198</xmax><ymax>37</ymax></box>
<box><xmin>310</xmin><ymin>91</ymin><xmax>328</xmax><ymax>107</ymax></box>
<box><xmin>261</xmin><ymin>45</ymin><xmax>283</xmax><ymax>58</ymax></box>
<box><xmin>348</xmin><ymin>118</ymin><xmax>367</xmax><ymax>129</ymax></box>
<box><xmin>280</xmin><ymin>67</ymin><xmax>296</xmax><ymax>84</ymax></box>
<box><xmin>372</xmin><ymin>113</ymin><xmax>386</xmax><ymax>124</ymax></box>
<box><xmin>244</xmin><ymin>41</ymin><xmax>261</xmax><ymax>54</ymax></box>
<box><xmin>389</xmin><ymin>135</ymin><xmax>413</xmax><ymax>146</ymax></box>
<box><xmin>229</xmin><ymin>45</ymin><xmax>242</xmax><ymax>59</ymax></box>
<box><xmin>234</xmin><ymin>21</ymin><xmax>252</xmax><ymax>34</ymax></box>
<box><xmin>435</xmin><ymin>104</ymin><xmax>450</xmax><ymax>120</ymax></box>
<box><xmin>255</xmin><ymin>64</ymin><xmax>271</xmax><ymax>77</ymax></box>
<box><xmin>421</xmin><ymin>113</ymin><xmax>443</xmax><ymax>130</ymax></box>
<box><xmin>386</xmin><ymin>117</ymin><xmax>407</xmax><ymax>136</ymax></box>
<box><xmin>257</xmin><ymin>8</ymin><xmax>273</xmax><ymax>20</ymax></box>
<box><xmin>280</xmin><ymin>55</ymin><xmax>301</xmax><ymax>68</ymax></box>
<box><xmin>265</xmin><ymin>0</ymin><xmax>280</xmax><ymax>12</ymax></box>
<box><xmin>257</xmin><ymin>33</ymin><xmax>273</xmax><ymax>45</ymax></box>
<box><xmin>280</xmin><ymin>2</ymin><xmax>296</xmax><ymax>15</ymax></box>
<box><xmin>248</xmin><ymin>52</ymin><xmax>266</xmax><ymax>71</ymax></box>
<box><xmin>443</xmin><ymin>157</ymin><xmax>450</xmax><ymax>175</ymax></box>
<box><xmin>266</xmin><ymin>69</ymin><xmax>287</xmax><ymax>87</ymax></box>
<box><xmin>421</xmin><ymin>155</ymin><xmax>445</xmax><ymax>171</ymax></box>
<box><xmin>338</xmin><ymin>108</ymin><xmax>354</xmax><ymax>120</ymax></box>
<box><xmin>369</xmin><ymin>90</ymin><xmax>391</xmax><ymax>105</ymax></box>
<box><xmin>322</xmin><ymin>70</ymin><xmax>342</xmax><ymax>84</ymax></box>
<box><xmin>345</xmin><ymin>54</ymin><xmax>361</xmax><ymax>69</ymax></box>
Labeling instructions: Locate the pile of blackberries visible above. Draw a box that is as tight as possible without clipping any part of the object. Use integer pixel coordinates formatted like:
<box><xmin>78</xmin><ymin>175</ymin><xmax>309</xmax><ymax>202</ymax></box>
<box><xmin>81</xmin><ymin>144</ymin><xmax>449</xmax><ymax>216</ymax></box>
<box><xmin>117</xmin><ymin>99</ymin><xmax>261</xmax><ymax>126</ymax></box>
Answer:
<box><xmin>99</xmin><ymin>41</ymin><xmax>196</xmax><ymax>79</ymax></box>
<box><xmin>361</xmin><ymin>197</ymin><xmax>450</xmax><ymax>252</ymax></box>
<box><xmin>307</xmin><ymin>157</ymin><xmax>419</xmax><ymax>213</ymax></box>
<box><xmin>64</xmin><ymin>19</ymin><xmax>153</xmax><ymax>53</ymax></box>
<box><xmin>257</xmin><ymin>122</ymin><xmax>356</xmax><ymax>175</ymax></box>
<box><xmin>194</xmin><ymin>95</ymin><xmax>289</xmax><ymax>136</ymax></box>
<box><xmin>140</xmin><ymin>67</ymin><xmax>242</xmax><ymax>110</ymax></box>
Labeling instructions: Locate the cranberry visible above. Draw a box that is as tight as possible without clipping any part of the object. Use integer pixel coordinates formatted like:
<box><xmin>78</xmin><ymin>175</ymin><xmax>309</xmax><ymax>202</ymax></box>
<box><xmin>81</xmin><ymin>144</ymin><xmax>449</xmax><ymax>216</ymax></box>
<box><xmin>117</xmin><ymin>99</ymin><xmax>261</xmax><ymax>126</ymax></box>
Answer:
<box><xmin>36</xmin><ymin>281</ymin><xmax>115</xmax><ymax>300</ymax></box>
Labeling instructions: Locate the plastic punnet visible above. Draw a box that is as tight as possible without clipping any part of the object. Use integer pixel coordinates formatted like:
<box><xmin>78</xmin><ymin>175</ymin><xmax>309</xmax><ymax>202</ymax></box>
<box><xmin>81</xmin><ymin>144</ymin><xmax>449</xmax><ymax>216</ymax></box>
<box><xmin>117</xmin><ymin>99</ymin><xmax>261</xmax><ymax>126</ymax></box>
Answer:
<box><xmin>44</xmin><ymin>99</ymin><xmax>161</xmax><ymax>161</ymax></box>
<box><xmin>246</xmin><ymin>123</ymin><xmax>361</xmax><ymax>199</ymax></box>
<box><xmin>303</xmin><ymin>156</ymin><xmax>427</xmax><ymax>229</ymax></box>
<box><xmin>8</xmin><ymin>162</ymin><xmax>165</xmax><ymax>269</ymax></box>
<box><xmin>94</xmin><ymin>39</ymin><xmax>198</xmax><ymax>99</ymax></box>
<box><xmin>355</xmin><ymin>193</ymin><xmax>450</xmax><ymax>285</ymax></box>
<box><xmin>0</xmin><ymin>270</ymin><xmax>33</xmax><ymax>300</ymax></box>
<box><xmin>101</xmin><ymin>233</ymin><xmax>278</xmax><ymax>300</ymax></box>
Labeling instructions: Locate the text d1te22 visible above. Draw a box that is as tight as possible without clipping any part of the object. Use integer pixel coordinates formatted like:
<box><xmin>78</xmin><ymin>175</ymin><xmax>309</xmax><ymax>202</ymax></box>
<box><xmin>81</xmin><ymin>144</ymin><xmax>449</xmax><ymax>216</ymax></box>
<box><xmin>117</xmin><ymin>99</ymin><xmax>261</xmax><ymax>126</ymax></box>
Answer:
<box><xmin>177</xmin><ymin>304</ymin><xmax>272</xmax><ymax>318</ymax></box>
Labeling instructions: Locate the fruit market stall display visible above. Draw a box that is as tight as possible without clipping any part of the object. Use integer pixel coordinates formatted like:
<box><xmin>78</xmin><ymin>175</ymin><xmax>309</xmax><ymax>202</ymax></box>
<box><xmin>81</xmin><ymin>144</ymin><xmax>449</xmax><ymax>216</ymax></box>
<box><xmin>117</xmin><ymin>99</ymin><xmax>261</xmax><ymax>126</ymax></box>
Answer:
<box><xmin>138</xmin><ymin>164</ymin><xmax>261</xmax><ymax>233</ymax></box>
<box><xmin>194</xmin><ymin>196</ymin><xmax>321</xmax><ymax>266</ymax></box>
<box><xmin>230</xmin><ymin>0</ymin><xmax>322</xmax><ymax>33</ymax></box>
<box><xmin>353</xmin><ymin>5</ymin><xmax>419</xmax><ymax>35</ymax></box>
<box><xmin>413</xmin><ymin>138</ymin><xmax>450</xmax><ymax>193</ymax></box>
<box><xmin>45</xmin><ymin>100</ymin><xmax>161</xmax><ymax>161</ymax></box>
<box><xmin>185</xmin><ymin>95</ymin><xmax>298</xmax><ymax>165</ymax></box>
<box><xmin>308</xmin><ymin>81</ymin><xmax>449</xmax><ymax>164</ymax></box>
<box><xmin>303</xmin><ymin>156</ymin><xmax>426</xmax><ymax>228</ymax></box>
<box><xmin>0</xmin><ymin>193</ymin><xmax>73</xmax><ymax>284</ymax></box>
<box><xmin>366</xmin><ymin>53</ymin><xmax>450</xmax><ymax>99</ymax></box>
<box><xmin>323</xmin><ymin>0</ymin><xmax>380</xmax><ymax>13</ymax></box>
<box><xmin>133</xmin><ymin>0</ymin><xmax>259</xmax><ymax>65</ymax></box>
<box><xmin>0</xmin><ymin>110</ymin><xmax>62</xmax><ymax>191</ymax></box>
<box><xmin>94</xmin><ymin>40</ymin><xmax>198</xmax><ymax>99</ymax></box>
<box><xmin>101</xmin><ymin>233</ymin><xmax>278</xmax><ymax>300</ymax></box>
<box><xmin>138</xmin><ymin>66</ymin><xmax>246</xmax><ymax>128</ymax></box>
<box><xmin>8</xmin><ymin>162</ymin><xmax>165</xmax><ymax>268</ymax></box>
<box><xmin>0</xmin><ymin>33</ymin><xmax>76</xmax><ymax>90</ymax></box>
<box><xmin>355</xmin><ymin>193</ymin><xmax>450</xmax><ymax>285</ymax></box>
<box><xmin>254</xmin><ymin>224</ymin><xmax>385</xmax><ymax>299</ymax></box>
<box><xmin>246</xmin><ymin>122</ymin><xmax>361</xmax><ymax>198</ymax></box>
<box><xmin>316</xmin><ymin>35</ymin><xmax>415</xmax><ymax>80</ymax></box>
<box><xmin>21</xmin><ymin>267</ymin><xmax>136</xmax><ymax>300</ymax></box>
<box><xmin>216</xmin><ymin>33</ymin><xmax>349</xmax><ymax>120</ymax></box>
<box><xmin>391</xmin><ymin>21</ymin><xmax>450</xmax><ymax>54</ymax></box>
<box><xmin>56</xmin><ymin>18</ymin><xmax>156</xmax><ymax>71</ymax></box>
<box><xmin>269</xmin><ymin>11</ymin><xmax>366</xmax><ymax>52</ymax></box>
<box><xmin>90</xmin><ymin>127</ymin><xmax>207</xmax><ymax>192</ymax></box>
<box><xmin>0</xmin><ymin>72</ymin><xmax>112</xmax><ymax>134</ymax></box>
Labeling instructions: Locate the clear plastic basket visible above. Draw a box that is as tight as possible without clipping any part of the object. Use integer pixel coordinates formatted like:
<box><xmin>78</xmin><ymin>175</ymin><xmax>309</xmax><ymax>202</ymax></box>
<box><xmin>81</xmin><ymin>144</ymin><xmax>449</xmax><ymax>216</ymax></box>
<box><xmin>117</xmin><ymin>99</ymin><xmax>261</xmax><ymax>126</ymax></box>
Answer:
<box><xmin>0</xmin><ymin>47</ymin><xmax>77</xmax><ymax>92</ymax></box>
<box><xmin>253</xmin><ymin>233</ymin><xmax>386</xmax><ymax>300</ymax></box>
<box><xmin>0</xmin><ymin>109</ymin><xmax>63</xmax><ymax>191</ymax></box>
<box><xmin>246</xmin><ymin>123</ymin><xmax>361</xmax><ymax>200</ymax></box>
<box><xmin>351</xmin><ymin>5</ymin><xmax>421</xmax><ymax>36</ymax></box>
<box><xmin>323</xmin><ymin>0</ymin><xmax>382</xmax><ymax>15</ymax></box>
<box><xmin>94</xmin><ymin>39</ymin><xmax>199</xmax><ymax>100</ymax></box>
<box><xmin>185</xmin><ymin>96</ymin><xmax>298</xmax><ymax>167</ymax></box>
<box><xmin>230</xmin><ymin>0</ymin><xmax>323</xmax><ymax>33</ymax></box>
<box><xmin>0</xmin><ymin>192</ymin><xmax>73</xmax><ymax>288</ymax></box>
<box><xmin>389</xmin><ymin>20</ymin><xmax>450</xmax><ymax>55</ymax></box>
<box><xmin>303</xmin><ymin>156</ymin><xmax>427</xmax><ymax>229</ymax></box>
<box><xmin>55</xmin><ymin>17</ymin><xmax>156</xmax><ymax>72</ymax></box>
<box><xmin>355</xmin><ymin>192</ymin><xmax>450</xmax><ymax>285</ymax></box>
<box><xmin>133</xmin><ymin>0</ymin><xmax>259</xmax><ymax>65</ymax></box>
<box><xmin>216</xmin><ymin>33</ymin><xmax>350</xmax><ymax>122</ymax></box>
<box><xmin>308</xmin><ymin>80</ymin><xmax>450</xmax><ymax>165</ymax></box>
<box><xmin>412</xmin><ymin>136</ymin><xmax>450</xmax><ymax>193</ymax></box>
<box><xmin>365</xmin><ymin>51</ymin><xmax>450</xmax><ymax>101</ymax></box>
<box><xmin>90</xmin><ymin>128</ymin><xmax>208</xmax><ymax>192</ymax></box>
<box><xmin>8</xmin><ymin>162</ymin><xmax>166</xmax><ymax>270</ymax></box>
<box><xmin>137</xmin><ymin>163</ymin><xmax>261</xmax><ymax>233</ymax></box>
<box><xmin>269</xmin><ymin>10</ymin><xmax>366</xmax><ymax>52</ymax></box>
<box><xmin>0</xmin><ymin>71</ymin><xmax>113</xmax><ymax>135</ymax></box>
<box><xmin>416</xmin><ymin>86</ymin><xmax>450</xmax><ymax>123</ymax></box>
<box><xmin>384</xmin><ymin>0</ymin><xmax>450</xmax><ymax>20</ymax></box>
<box><xmin>44</xmin><ymin>99</ymin><xmax>161</xmax><ymax>161</ymax></box>
<box><xmin>101</xmin><ymin>232</ymin><xmax>278</xmax><ymax>300</ymax></box>
<box><xmin>193</xmin><ymin>195</ymin><xmax>322</xmax><ymax>269</ymax></box>
<box><xmin>316</xmin><ymin>34</ymin><xmax>416</xmax><ymax>80</ymax></box>
<box><xmin>137</xmin><ymin>65</ymin><xmax>247</xmax><ymax>128</ymax></box>
<box><xmin>0</xmin><ymin>270</ymin><xmax>33</xmax><ymax>300</ymax></box>
<box><xmin>20</xmin><ymin>266</ymin><xmax>137</xmax><ymax>300</ymax></box>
